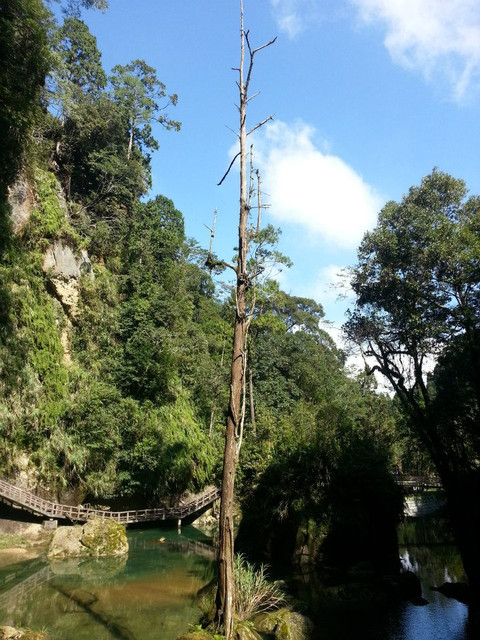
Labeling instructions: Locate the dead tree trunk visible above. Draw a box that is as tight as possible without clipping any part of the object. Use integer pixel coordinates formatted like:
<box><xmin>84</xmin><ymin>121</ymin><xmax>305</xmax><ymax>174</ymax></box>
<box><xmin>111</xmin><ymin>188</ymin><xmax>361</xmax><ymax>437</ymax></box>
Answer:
<box><xmin>214</xmin><ymin>13</ymin><xmax>248</xmax><ymax>637</ymax></box>
<box><xmin>214</xmin><ymin>2</ymin><xmax>275</xmax><ymax>636</ymax></box>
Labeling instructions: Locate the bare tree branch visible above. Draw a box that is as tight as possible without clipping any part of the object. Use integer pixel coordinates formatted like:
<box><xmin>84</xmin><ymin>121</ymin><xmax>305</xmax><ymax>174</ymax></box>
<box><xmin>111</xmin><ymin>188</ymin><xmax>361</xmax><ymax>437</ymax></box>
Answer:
<box><xmin>217</xmin><ymin>151</ymin><xmax>241</xmax><ymax>186</ymax></box>
<box><xmin>225</xmin><ymin>124</ymin><xmax>240</xmax><ymax>138</ymax></box>
<box><xmin>252</xmin><ymin>37</ymin><xmax>277</xmax><ymax>55</ymax></box>
<box><xmin>247</xmin><ymin>114</ymin><xmax>274</xmax><ymax>136</ymax></box>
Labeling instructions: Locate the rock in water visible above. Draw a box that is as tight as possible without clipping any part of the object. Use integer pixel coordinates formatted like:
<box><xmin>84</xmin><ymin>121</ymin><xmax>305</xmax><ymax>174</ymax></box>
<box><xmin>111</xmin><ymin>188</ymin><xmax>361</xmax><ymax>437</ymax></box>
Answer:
<box><xmin>398</xmin><ymin>570</ymin><xmax>429</xmax><ymax>605</ymax></box>
<box><xmin>47</xmin><ymin>518</ymin><xmax>128</xmax><ymax>558</ymax></box>
<box><xmin>81</xmin><ymin>518</ymin><xmax>128</xmax><ymax>556</ymax></box>
<box><xmin>431</xmin><ymin>582</ymin><xmax>470</xmax><ymax>604</ymax></box>
<box><xmin>47</xmin><ymin>525</ymin><xmax>85</xmax><ymax>558</ymax></box>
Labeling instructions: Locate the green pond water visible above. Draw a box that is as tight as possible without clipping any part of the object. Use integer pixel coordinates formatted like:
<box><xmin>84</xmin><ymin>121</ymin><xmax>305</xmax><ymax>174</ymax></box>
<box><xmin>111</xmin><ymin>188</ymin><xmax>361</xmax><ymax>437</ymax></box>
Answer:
<box><xmin>0</xmin><ymin>526</ymin><xmax>216</xmax><ymax>640</ymax></box>
<box><xmin>0</xmin><ymin>518</ymin><xmax>473</xmax><ymax>640</ymax></box>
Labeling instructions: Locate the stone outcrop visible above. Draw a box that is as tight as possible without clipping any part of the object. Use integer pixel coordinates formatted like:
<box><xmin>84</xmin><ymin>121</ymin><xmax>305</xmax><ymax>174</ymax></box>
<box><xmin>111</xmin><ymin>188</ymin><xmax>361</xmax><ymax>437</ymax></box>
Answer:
<box><xmin>42</xmin><ymin>241</ymin><xmax>93</xmax><ymax>318</ymax></box>
<box><xmin>47</xmin><ymin>518</ymin><xmax>128</xmax><ymax>559</ymax></box>
<box><xmin>7</xmin><ymin>178</ymin><xmax>34</xmax><ymax>234</ymax></box>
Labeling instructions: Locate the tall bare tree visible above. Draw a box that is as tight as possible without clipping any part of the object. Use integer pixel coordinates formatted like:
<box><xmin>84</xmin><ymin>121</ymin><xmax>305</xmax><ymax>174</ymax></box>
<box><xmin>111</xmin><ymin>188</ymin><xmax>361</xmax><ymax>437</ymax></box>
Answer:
<box><xmin>214</xmin><ymin>2</ymin><xmax>275</xmax><ymax>636</ymax></box>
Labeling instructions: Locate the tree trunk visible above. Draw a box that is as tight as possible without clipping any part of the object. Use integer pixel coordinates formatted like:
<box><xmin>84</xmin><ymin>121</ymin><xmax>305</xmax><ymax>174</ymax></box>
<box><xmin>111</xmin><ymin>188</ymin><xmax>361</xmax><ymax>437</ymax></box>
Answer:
<box><xmin>127</xmin><ymin>114</ymin><xmax>135</xmax><ymax>160</ymax></box>
<box><xmin>215</xmin><ymin>308</ymin><xmax>245</xmax><ymax>636</ymax></box>
<box><xmin>215</xmin><ymin>4</ymin><xmax>249</xmax><ymax>637</ymax></box>
<box><xmin>214</xmin><ymin>3</ymin><xmax>275</xmax><ymax>634</ymax></box>
<box><xmin>248</xmin><ymin>367</ymin><xmax>256</xmax><ymax>436</ymax></box>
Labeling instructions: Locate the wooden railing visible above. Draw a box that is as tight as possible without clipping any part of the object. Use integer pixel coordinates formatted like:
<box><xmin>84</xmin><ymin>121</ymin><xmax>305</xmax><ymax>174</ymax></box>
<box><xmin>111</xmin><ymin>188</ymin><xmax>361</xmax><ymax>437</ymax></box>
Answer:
<box><xmin>0</xmin><ymin>479</ymin><xmax>219</xmax><ymax>525</ymax></box>
<box><xmin>0</xmin><ymin>566</ymin><xmax>51</xmax><ymax>610</ymax></box>
<box><xmin>395</xmin><ymin>474</ymin><xmax>442</xmax><ymax>489</ymax></box>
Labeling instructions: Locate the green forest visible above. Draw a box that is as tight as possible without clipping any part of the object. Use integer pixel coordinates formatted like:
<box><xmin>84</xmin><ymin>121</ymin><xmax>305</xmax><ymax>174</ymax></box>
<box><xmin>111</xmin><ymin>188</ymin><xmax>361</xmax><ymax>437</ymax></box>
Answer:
<box><xmin>1</xmin><ymin>1</ymin><xmax>480</xmax><ymax>635</ymax></box>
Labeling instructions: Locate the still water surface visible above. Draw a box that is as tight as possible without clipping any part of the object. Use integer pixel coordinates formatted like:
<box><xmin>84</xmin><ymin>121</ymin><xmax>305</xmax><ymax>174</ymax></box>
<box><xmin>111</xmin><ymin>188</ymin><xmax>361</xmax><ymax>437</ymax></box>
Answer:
<box><xmin>293</xmin><ymin>517</ymin><xmax>470</xmax><ymax>639</ymax></box>
<box><xmin>0</xmin><ymin>527</ymin><xmax>216</xmax><ymax>640</ymax></box>
<box><xmin>0</xmin><ymin>519</ymin><xmax>472</xmax><ymax>639</ymax></box>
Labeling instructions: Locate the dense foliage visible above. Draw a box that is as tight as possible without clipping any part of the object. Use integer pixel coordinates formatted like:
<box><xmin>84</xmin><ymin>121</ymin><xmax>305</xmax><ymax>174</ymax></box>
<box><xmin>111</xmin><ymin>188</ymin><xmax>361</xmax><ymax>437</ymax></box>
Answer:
<box><xmin>0</xmin><ymin>0</ymin><xmax>402</xmax><ymax>572</ymax></box>
<box><xmin>0</xmin><ymin>1</ymin><xmax>222</xmax><ymax>501</ymax></box>
<box><xmin>346</xmin><ymin>169</ymin><xmax>480</xmax><ymax>587</ymax></box>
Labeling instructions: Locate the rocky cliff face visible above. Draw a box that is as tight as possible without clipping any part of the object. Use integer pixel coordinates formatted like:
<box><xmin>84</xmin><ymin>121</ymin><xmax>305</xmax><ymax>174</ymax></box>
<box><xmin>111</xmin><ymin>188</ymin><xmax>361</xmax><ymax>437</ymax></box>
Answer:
<box><xmin>42</xmin><ymin>241</ymin><xmax>93</xmax><ymax>318</ymax></box>
<box><xmin>7</xmin><ymin>177</ymin><xmax>34</xmax><ymax>234</ymax></box>
<box><xmin>8</xmin><ymin>174</ymin><xmax>94</xmax><ymax>370</ymax></box>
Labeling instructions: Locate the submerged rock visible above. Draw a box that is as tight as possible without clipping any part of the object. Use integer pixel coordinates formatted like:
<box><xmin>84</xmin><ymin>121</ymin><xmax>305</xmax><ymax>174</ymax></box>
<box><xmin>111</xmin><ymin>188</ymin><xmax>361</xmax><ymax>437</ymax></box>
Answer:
<box><xmin>47</xmin><ymin>518</ymin><xmax>128</xmax><ymax>558</ymax></box>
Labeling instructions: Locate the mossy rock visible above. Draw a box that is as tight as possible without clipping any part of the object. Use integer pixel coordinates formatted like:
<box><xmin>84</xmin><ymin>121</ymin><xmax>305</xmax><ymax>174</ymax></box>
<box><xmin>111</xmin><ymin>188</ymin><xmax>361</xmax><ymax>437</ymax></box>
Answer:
<box><xmin>275</xmin><ymin>612</ymin><xmax>314</xmax><ymax>640</ymax></box>
<box><xmin>235</xmin><ymin>621</ymin><xmax>262</xmax><ymax>639</ymax></box>
<box><xmin>81</xmin><ymin>518</ymin><xmax>128</xmax><ymax>557</ymax></box>
<box><xmin>194</xmin><ymin>579</ymin><xmax>217</xmax><ymax>626</ymax></box>
<box><xmin>251</xmin><ymin>611</ymin><xmax>278</xmax><ymax>634</ymax></box>
<box><xmin>252</xmin><ymin>609</ymin><xmax>314</xmax><ymax>640</ymax></box>
<box><xmin>47</xmin><ymin>519</ymin><xmax>128</xmax><ymax>559</ymax></box>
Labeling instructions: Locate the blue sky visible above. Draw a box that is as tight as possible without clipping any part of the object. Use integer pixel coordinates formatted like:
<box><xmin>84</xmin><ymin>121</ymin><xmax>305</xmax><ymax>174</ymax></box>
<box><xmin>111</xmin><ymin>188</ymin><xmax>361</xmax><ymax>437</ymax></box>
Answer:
<box><xmin>69</xmin><ymin>0</ymin><xmax>480</xmax><ymax>339</ymax></box>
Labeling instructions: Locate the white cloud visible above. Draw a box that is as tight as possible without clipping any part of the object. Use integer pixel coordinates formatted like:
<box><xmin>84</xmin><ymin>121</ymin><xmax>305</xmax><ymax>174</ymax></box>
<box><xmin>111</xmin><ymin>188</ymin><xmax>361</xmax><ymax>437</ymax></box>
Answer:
<box><xmin>351</xmin><ymin>0</ymin><xmax>480</xmax><ymax>101</ymax></box>
<box><xmin>269</xmin><ymin>0</ymin><xmax>321</xmax><ymax>39</ymax></box>
<box><xmin>254</xmin><ymin>120</ymin><xmax>382</xmax><ymax>249</ymax></box>
<box><xmin>310</xmin><ymin>264</ymin><xmax>352</xmax><ymax>303</ymax></box>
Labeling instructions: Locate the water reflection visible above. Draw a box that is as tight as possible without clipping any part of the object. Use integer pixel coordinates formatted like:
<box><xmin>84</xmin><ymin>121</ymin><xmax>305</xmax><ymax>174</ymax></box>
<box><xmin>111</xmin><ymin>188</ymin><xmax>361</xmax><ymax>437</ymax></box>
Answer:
<box><xmin>394</xmin><ymin>518</ymin><xmax>468</xmax><ymax>640</ymax></box>
<box><xmin>0</xmin><ymin>526</ymin><xmax>215</xmax><ymax>640</ymax></box>
<box><xmin>292</xmin><ymin>516</ymin><xmax>471</xmax><ymax>640</ymax></box>
<box><xmin>0</xmin><ymin>519</ymin><xmax>474</xmax><ymax>639</ymax></box>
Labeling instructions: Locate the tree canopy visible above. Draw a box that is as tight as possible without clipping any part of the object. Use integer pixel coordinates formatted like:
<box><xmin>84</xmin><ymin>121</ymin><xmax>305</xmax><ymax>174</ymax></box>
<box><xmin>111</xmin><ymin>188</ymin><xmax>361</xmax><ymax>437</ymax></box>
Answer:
<box><xmin>345</xmin><ymin>169</ymin><xmax>480</xmax><ymax>589</ymax></box>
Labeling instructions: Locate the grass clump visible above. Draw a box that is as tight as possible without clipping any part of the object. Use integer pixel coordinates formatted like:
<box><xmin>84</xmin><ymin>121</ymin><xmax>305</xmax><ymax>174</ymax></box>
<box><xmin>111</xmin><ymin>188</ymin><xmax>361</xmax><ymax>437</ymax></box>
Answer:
<box><xmin>234</xmin><ymin>553</ymin><xmax>286</xmax><ymax>620</ymax></box>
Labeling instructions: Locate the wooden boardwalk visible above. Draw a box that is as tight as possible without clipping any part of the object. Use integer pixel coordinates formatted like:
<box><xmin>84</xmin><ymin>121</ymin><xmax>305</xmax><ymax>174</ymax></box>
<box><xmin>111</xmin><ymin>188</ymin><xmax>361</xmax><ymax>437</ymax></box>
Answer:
<box><xmin>395</xmin><ymin>474</ymin><xmax>442</xmax><ymax>491</ymax></box>
<box><xmin>0</xmin><ymin>479</ymin><xmax>219</xmax><ymax>525</ymax></box>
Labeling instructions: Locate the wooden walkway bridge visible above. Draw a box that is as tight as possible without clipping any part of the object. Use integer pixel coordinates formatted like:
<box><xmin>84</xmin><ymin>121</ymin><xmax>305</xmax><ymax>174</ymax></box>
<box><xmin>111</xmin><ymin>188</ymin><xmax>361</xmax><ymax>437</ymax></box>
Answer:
<box><xmin>395</xmin><ymin>474</ymin><xmax>442</xmax><ymax>491</ymax></box>
<box><xmin>0</xmin><ymin>479</ymin><xmax>219</xmax><ymax>525</ymax></box>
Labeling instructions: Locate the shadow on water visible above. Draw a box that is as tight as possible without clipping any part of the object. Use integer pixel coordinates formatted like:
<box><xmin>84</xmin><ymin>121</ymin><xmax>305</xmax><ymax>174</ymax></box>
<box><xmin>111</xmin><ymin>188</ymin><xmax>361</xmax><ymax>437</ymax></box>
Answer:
<box><xmin>0</xmin><ymin>519</ymin><xmax>478</xmax><ymax>639</ymax></box>
<box><xmin>289</xmin><ymin>516</ymin><xmax>474</xmax><ymax>640</ymax></box>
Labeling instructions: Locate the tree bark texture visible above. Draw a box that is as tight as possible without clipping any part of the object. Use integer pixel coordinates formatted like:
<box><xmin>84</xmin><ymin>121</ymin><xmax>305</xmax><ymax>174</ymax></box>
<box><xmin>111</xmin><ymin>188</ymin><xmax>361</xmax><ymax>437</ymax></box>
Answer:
<box><xmin>215</xmin><ymin>4</ymin><xmax>248</xmax><ymax>636</ymax></box>
<box><xmin>215</xmin><ymin>3</ymin><xmax>275</xmax><ymax>634</ymax></box>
